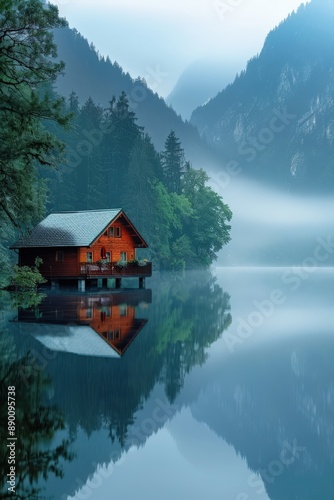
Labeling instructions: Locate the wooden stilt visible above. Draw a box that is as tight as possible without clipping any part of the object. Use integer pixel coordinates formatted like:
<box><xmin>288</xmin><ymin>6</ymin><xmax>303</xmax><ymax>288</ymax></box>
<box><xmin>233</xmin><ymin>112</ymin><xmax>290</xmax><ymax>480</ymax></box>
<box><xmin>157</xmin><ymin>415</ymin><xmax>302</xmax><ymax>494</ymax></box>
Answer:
<box><xmin>78</xmin><ymin>279</ymin><xmax>86</xmax><ymax>292</ymax></box>
<box><xmin>139</xmin><ymin>277</ymin><xmax>145</xmax><ymax>289</ymax></box>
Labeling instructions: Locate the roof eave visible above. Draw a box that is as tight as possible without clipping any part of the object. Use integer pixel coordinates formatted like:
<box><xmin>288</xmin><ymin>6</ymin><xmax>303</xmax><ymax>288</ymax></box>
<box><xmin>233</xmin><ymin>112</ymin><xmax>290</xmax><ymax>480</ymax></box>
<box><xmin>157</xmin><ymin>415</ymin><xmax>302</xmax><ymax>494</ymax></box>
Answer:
<box><xmin>118</xmin><ymin>211</ymin><xmax>149</xmax><ymax>248</ymax></box>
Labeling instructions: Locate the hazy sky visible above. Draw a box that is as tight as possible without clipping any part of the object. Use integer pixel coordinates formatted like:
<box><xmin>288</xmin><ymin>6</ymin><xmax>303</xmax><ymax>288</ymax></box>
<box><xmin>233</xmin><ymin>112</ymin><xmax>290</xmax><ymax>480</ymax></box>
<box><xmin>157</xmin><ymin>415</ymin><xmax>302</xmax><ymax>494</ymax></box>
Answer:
<box><xmin>54</xmin><ymin>0</ymin><xmax>310</xmax><ymax>96</ymax></box>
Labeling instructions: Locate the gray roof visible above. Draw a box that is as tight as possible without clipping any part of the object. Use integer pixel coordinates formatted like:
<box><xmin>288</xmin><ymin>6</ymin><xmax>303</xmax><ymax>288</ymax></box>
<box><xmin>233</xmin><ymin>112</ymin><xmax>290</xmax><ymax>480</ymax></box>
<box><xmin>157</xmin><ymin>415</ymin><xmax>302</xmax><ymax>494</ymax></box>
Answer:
<box><xmin>20</xmin><ymin>323</ymin><xmax>121</xmax><ymax>358</ymax></box>
<box><xmin>11</xmin><ymin>209</ymin><xmax>122</xmax><ymax>248</ymax></box>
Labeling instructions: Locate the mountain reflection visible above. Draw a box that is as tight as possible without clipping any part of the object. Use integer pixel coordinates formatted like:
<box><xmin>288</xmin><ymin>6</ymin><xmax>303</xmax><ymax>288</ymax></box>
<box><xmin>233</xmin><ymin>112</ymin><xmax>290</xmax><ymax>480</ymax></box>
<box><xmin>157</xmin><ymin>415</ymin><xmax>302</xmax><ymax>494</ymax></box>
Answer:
<box><xmin>7</xmin><ymin>271</ymin><xmax>231</xmax><ymax>498</ymax></box>
<box><xmin>2</xmin><ymin>270</ymin><xmax>334</xmax><ymax>499</ymax></box>
<box><xmin>189</xmin><ymin>334</ymin><xmax>334</xmax><ymax>500</ymax></box>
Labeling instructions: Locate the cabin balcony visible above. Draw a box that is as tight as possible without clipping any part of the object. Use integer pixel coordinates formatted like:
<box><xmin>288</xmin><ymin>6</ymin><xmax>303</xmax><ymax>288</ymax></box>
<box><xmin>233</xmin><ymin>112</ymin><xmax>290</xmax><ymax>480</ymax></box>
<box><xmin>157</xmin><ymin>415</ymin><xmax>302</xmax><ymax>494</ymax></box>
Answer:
<box><xmin>79</xmin><ymin>261</ymin><xmax>152</xmax><ymax>278</ymax></box>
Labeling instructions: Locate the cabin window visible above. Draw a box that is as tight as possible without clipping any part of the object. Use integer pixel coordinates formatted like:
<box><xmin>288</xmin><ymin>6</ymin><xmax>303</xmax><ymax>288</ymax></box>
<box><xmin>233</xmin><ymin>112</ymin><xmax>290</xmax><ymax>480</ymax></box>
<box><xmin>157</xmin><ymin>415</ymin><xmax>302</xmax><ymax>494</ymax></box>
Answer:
<box><xmin>109</xmin><ymin>226</ymin><xmax>121</xmax><ymax>237</ymax></box>
<box><xmin>86</xmin><ymin>308</ymin><xmax>93</xmax><ymax>319</ymax></box>
<box><xmin>115</xmin><ymin>329</ymin><xmax>120</xmax><ymax>340</ymax></box>
<box><xmin>55</xmin><ymin>251</ymin><xmax>64</xmax><ymax>263</ymax></box>
<box><xmin>108</xmin><ymin>330</ymin><xmax>114</xmax><ymax>341</ymax></box>
<box><xmin>86</xmin><ymin>252</ymin><xmax>93</xmax><ymax>263</ymax></box>
<box><xmin>106</xmin><ymin>252</ymin><xmax>111</xmax><ymax>262</ymax></box>
<box><xmin>119</xmin><ymin>304</ymin><xmax>127</xmax><ymax>317</ymax></box>
<box><xmin>120</xmin><ymin>251</ymin><xmax>127</xmax><ymax>262</ymax></box>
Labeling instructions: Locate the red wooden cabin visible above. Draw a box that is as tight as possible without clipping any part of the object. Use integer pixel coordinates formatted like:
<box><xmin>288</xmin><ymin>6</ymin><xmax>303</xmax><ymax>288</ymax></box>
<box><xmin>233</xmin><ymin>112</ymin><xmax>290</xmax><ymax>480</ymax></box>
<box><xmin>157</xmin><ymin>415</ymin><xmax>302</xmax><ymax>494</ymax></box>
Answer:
<box><xmin>17</xmin><ymin>290</ymin><xmax>152</xmax><ymax>357</ymax></box>
<box><xmin>11</xmin><ymin>209</ymin><xmax>152</xmax><ymax>289</ymax></box>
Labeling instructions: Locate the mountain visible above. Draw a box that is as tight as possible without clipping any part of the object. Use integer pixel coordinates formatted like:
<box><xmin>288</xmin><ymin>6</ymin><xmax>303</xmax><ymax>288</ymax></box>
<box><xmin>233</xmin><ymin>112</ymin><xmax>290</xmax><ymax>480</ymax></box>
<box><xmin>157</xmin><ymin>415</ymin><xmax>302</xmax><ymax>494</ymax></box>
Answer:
<box><xmin>166</xmin><ymin>59</ymin><xmax>239</xmax><ymax>120</ymax></box>
<box><xmin>53</xmin><ymin>27</ymin><xmax>220</xmax><ymax>169</ymax></box>
<box><xmin>191</xmin><ymin>0</ymin><xmax>334</xmax><ymax>192</ymax></box>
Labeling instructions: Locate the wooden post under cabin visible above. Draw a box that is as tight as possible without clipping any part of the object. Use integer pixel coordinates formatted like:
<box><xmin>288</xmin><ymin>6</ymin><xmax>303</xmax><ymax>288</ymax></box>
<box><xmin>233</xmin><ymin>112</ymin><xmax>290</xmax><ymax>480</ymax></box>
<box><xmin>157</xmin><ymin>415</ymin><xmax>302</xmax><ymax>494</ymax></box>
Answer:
<box><xmin>78</xmin><ymin>280</ymin><xmax>86</xmax><ymax>292</ymax></box>
<box><xmin>139</xmin><ymin>277</ymin><xmax>145</xmax><ymax>289</ymax></box>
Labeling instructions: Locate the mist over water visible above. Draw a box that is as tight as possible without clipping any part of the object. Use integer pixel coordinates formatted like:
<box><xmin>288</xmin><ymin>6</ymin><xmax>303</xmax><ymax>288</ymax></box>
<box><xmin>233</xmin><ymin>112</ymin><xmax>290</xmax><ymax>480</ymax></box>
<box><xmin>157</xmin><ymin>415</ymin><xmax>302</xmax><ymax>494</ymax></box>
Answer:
<box><xmin>209</xmin><ymin>175</ymin><xmax>334</xmax><ymax>266</ymax></box>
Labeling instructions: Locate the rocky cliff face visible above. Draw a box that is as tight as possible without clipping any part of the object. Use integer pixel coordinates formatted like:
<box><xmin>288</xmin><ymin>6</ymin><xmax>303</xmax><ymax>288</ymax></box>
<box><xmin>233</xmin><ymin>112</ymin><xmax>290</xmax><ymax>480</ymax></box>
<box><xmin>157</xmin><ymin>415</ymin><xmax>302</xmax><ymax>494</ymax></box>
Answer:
<box><xmin>191</xmin><ymin>0</ymin><xmax>334</xmax><ymax>191</ymax></box>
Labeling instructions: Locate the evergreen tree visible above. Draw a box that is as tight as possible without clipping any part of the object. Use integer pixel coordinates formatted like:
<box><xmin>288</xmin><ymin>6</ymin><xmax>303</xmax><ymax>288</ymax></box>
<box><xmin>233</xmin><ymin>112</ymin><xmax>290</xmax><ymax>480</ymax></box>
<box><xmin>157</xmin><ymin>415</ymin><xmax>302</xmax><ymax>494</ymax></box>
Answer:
<box><xmin>0</xmin><ymin>0</ymin><xmax>68</xmax><ymax>227</ymax></box>
<box><xmin>143</xmin><ymin>133</ymin><xmax>164</xmax><ymax>182</ymax></box>
<box><xmin>0</xmin><ymin>0</ymin><xmax>69</xmax><ymax>281</ymax></box>
<box><xmin>123</xmin><ymin>135</ymin><xmax>156</xmax><ymax>239</ymax></box>
<box><xmin>102</xmin><ymin>92</ymin><xmax>143</xmax><ymax>206</ymax></box>
<box><xmin>76</xmin><ymin>97</ymin><xmax>106</xmax><ymax>209</ymax></box>
<box><xmin>161</xmin><ymin>131</ymin><xmax>186</xmax><ymax>194</ymax></box>
<box><xmin>68</xmin><ymin>90</ymin><xmax>80</xmax><ymax>114</ymax></box>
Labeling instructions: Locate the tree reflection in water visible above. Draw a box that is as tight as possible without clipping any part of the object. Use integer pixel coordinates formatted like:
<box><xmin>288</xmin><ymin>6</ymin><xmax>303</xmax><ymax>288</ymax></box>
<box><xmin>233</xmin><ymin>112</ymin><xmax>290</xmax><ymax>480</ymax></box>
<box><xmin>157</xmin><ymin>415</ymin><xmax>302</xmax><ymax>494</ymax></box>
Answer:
<box><xmin>0</xmin><ymin>292</ymin><xmax>74</xmax><ymax>500</ymax></box>
<box><xmin>3</xmin><ymin>271</ymin><xmax>231</xmax><ymax>498</ymax></box>
<box><xmin>14</xmin><ymin>271</ymin><xmax>231</xmax><ymax>444</ymax></box>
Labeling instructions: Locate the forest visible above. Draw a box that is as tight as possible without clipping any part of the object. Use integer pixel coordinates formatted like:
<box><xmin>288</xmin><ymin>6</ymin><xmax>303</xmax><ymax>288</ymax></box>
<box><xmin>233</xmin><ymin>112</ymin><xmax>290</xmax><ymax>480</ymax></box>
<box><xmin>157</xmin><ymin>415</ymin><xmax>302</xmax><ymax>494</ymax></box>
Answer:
<box><xmin>0</xmin><ymin>0</ymin><xmax>232</xmax><ymax>284</ymax></box>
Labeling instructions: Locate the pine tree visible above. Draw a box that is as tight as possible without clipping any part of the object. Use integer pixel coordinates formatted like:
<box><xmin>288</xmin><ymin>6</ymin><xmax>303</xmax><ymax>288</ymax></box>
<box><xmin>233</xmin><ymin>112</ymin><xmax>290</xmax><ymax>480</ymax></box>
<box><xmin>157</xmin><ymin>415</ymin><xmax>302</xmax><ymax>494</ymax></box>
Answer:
<box><xmin>68</xmin><ymin>91</ymin><xmax>80</xmax><ymax>114</ymax></box>
<box><xmin>161</xmin><ymin>131</ymin><xmax>186</xmax><ymax>194</ymax></box>
<box><xmin>0</xmin><ymin>0</ymin><xmax>69</xmax><ymax>281</ymax></box>
<box><xmin>102</xmin><ymin>92</ymin><xmax>143</xmax><ymax>206</ymax></box>
<box><xmin>0</xmin><ymin>0</ymin><xmax>69</xmax><ymax>228</ymax></box>
<box><xmin>76</xmin><ymin>97</ymin><xmax>106</xmax><ymax>209</ymax></box>
<box><xmin>123</xmin><ymin>135</ymin><xmax>156</xmax><ymax>241</ymax></box>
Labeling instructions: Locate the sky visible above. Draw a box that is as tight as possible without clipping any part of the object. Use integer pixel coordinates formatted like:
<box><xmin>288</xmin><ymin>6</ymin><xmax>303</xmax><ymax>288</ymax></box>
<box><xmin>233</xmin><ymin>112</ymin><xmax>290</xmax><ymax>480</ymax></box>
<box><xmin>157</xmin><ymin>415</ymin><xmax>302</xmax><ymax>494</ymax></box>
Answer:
<box><xmin>53</xmin><ymin>0</ymin><xmax>310</xmax><ymax>96</ymax></box>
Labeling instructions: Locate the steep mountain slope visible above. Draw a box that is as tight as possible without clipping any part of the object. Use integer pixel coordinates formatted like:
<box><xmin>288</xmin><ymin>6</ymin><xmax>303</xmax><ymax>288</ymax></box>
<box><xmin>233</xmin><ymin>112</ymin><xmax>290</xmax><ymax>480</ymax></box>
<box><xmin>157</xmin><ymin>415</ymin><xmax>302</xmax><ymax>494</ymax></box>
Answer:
<box><xmin>191</xmin><ymin>0</ymin><xmax>334</xmax><ymax>191</ymax></box>
<box><xmin>166</xmin><ymin>59</ymin><xmax>239</xmax><ymax>120</ymax></box>
<box><xmin>53</xmin><ymin>27</ymin><xmax>219</xmax><ymax>168</ymax></box>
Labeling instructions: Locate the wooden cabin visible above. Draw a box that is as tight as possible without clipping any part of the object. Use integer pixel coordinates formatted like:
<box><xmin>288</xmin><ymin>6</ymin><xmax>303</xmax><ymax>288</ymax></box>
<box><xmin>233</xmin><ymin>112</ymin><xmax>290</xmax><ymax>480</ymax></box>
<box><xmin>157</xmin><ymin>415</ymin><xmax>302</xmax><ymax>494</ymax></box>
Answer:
<box><xmin>17</xmin><ymin>290</ymin><xmax>151</xmax><ymax>358</ymax></box>
<box><xmin>77</xmin><ymin>295</ymin><xmax>149</xmax><ymax>356</ymax></box>
<box><xmin>11</xmin><ymin>209</ymin><xmax>152</xmax><ymax>290</ymax></box>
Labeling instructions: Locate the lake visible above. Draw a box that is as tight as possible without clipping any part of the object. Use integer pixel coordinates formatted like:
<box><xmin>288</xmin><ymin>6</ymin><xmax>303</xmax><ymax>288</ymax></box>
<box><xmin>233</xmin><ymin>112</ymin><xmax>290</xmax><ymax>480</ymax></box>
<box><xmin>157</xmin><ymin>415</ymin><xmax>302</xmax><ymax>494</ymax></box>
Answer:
<box><xmin>1</xmin><ymin>267</ymin><xmax>334</xmax><ymax>499</ymax></box>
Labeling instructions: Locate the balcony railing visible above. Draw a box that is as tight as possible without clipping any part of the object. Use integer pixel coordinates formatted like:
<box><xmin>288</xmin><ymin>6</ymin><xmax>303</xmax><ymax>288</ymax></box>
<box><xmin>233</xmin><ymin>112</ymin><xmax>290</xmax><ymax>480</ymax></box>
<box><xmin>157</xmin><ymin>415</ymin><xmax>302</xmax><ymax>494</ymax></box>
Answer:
<box><xmin>80</xmin><ymin>261</ymin><xmax>152</xmax><ymax>277</ymax></box>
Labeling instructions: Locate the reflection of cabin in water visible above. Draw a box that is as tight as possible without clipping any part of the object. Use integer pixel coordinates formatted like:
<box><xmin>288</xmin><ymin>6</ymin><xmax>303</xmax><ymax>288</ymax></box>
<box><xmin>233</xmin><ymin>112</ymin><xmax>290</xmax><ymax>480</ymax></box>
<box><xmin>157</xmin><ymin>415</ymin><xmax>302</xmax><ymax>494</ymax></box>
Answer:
<box><xmin>17</xmin><ymin>289</ymin><xmax>151</xmax><ymax>358</ymax></box>
<box><xmin>11</xmin><ymin>209</ymin><xmax>152</xmax><ymax>290</ymax></box>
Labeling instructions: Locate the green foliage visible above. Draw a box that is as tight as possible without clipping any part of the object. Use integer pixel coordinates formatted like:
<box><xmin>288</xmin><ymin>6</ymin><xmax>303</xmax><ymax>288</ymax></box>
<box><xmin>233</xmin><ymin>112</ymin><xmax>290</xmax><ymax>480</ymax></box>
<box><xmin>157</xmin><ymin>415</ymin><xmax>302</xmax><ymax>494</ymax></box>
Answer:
<box><xmin>10</xmin><ymin>258</ymin><xmax>47</xmax><ymax>290</ymax></box>
<box><xmin>0</xmin><ymin>0</ymin><xmax>69</xmax><ymax>227</ymax></box>
<box><xmin>115</xmin><ymin>260</ymin><xmax>128</xmax><ymax>268</ymax></box>
<box><xmin>0</xmin><ymin>5</ymin><xmax>231</xmax><ymax>271</ymax></box>
<box><xmin>183</xmin><ymin>168</ymin><xmax>232</xmax><ymax>266</ymax></box>
<box><xmin>44</xmin><ymin>100</ymin><xmax>232</xmax><ymax>269</ymax></box>
<box><xmin>9</xmin><ymin>291</ymin><xmax>46</xmax><ymax>310</ymax></box>
<box><xmin>161</xmin><ymin>130</ymin><xmax>186</xmax><ymax>194</ymax></box>
<box><xmin>0</xmin><ymin>0</ymin><xmax>70</xmax><ymax>278</ymax></box>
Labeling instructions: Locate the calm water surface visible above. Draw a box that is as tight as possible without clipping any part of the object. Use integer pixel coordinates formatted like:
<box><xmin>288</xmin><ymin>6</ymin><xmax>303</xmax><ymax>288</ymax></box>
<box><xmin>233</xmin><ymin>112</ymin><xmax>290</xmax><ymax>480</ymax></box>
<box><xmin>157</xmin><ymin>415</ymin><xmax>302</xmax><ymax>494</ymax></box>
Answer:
<box><xmin>1</xmin><ymin>267</ymin><xmax>334</xmax><ymax>500</ymax></box>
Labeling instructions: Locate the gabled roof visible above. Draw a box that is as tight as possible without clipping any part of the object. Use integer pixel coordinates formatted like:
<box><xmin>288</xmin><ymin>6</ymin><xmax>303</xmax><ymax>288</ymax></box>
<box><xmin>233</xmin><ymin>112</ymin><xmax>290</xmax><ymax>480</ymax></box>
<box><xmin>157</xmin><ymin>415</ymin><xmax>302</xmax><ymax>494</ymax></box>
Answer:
<box><xmin>19</xmin><ymin>323</ymin><xmax>121</xmax><ymax>359</ymax></box>
<box><xmin>11</xmin><ymin>209</ymin><xmax>148</xmax><ymax>248</ymax></box>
